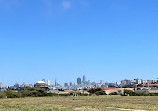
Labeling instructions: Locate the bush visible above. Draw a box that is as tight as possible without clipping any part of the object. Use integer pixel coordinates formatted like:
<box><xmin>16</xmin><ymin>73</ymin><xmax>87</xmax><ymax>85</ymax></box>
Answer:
<box><xmin>80</xmin><ymin>93</ymin><xmax>89</xmax><ymax>96</ymax></box>
<box><xmin>95</xmin><ymin>91</ymin><xmax>106</xmax><ymax>95</ymax></box>
<box><xmin>123</xmin><ymin>90</ymin><xmax>147</xmax><ymax>96</ymax></box>
<box><xmin>0</xmin><ymin>88</ymin><xmax>49</xmax><ymax>98</ymax></box>
<box><xmin>124</xmin><ymin>90</ymin><xmax>135</xmax><ymax>96</ymax></box>
<box><xmin>23</xmin><ymin>88</ymin><xmax>48</xmax><ymax>97</ymax></box>
<box><xmin>21</xmin><ymin>90</ymin><xmax>32</xmax><ymax>97</ymax></box>
<box><xmin>109</xmin><ymin>92</ymin><xmax>118</xmax><ymax>95</ymax></box>
<box><xmin>35</xmin><ymin>88</ymin><xmax>48</xmax><ymax>96</ymax></box>
<box><xmin>59</xmin><ymin>94</ymin><xmax>71</xmax><ymax>96</ymax></box>
<box><xmin>88</xmin><ymin>88</ymin><xmax>106</xmax><ymax>95</ymax></box>
<box><xmin>48</xmin><ymin>93</ymin><xmax>58</xmax><ymax>96</ymax></box>
<box><xmin>5</xmin><ymin>91</ymin><xmax>20</xmax><ymax>98</ymax></box>
<box><xmin>0</xmin><ymin>92</ymin><xmax>6</xmax><ymax>98</ymax></box>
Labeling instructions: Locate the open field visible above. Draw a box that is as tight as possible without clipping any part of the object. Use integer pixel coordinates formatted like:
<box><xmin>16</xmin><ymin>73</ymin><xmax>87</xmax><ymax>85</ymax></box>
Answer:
<box><xmin>0</xmin><ymin>96</ymin><xmax>158</xmax><ymax>111</ymax></box>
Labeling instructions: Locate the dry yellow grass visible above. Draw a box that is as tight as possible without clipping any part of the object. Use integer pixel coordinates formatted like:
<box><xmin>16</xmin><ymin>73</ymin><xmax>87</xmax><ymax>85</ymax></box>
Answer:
<box><xmin>0</xmin><ymin>96</ymin><xmax>157</xmax><ymax>111</ymax></box>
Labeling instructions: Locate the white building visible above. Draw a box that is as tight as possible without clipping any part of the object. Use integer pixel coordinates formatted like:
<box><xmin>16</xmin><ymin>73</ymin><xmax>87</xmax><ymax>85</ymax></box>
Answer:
<box><xmin>143</xmin><ymin>80</ymin><xmax>147</xmax><ymax>84</ymax></box>
<box><xmin>47</xmin><ymin>80</ymin><xmax>51</xmax><ymax>86</ymax></box>
<box><xmin>137</xmin><ymin>79</ymin><xmax>142</xmax><ymax>84</ymax></box>
<box><xmin>100</xmin><ymin>80</ymin><xmax>104</xmax><ymax>84</ymax></box>
<box><xmin>0</xmin><ymin>82</ymin><xmax>3</xmax><ymax>88</ymax></box>
<box><xmin>116</xmin><ymin>82</ymin><xmax>121</xmax><ymax>86</ymax></box>
<box><xmin>131</xmin><ymin>80</ymin><xmax>136</xmax><ymax>84</ymax></box>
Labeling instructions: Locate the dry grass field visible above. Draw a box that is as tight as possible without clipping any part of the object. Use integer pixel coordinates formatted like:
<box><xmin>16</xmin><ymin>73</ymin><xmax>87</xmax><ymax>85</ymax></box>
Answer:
<box><xmin>0</xmin><ymin>96</ymin><xmax>158</xmax><ymax>111</ymax></box>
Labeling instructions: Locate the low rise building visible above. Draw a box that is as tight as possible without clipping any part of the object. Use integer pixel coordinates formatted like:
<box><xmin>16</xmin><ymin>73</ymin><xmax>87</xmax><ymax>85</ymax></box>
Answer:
<box><xmin>34</xmin><ymin>81</ymin><xmax>49</xmax><ymax>90</ymax></box>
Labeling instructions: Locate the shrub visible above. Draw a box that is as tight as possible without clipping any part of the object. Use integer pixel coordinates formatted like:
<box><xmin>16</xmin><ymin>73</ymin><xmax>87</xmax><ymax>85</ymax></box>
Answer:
<box><xmin>5</xmin><ymin>91</ymin><xmax>20</xmax><ymax>98</ymax></box>
<box><xmin>109</xmin><ymin>92</ymin><xmax>118</xmax><ymax>95</ymax></box>
<box><xmin>123</xmin><ymin>90</ymin><xmax>147</xmax><ymax>96</ymax></box>
<box><xmin>59</xmin><ymin>94</ymin><xmax>71</xmax><ymax>96</ymax></box>
<box><xmin>88</xmin><ymin>88</ymin><xmax>106</xmax><ymax>95</ymax></box>
<box><xmin>80</xmin><ymin>93</ymin><xmax>89</xmax><ymax>96</ymax></box>
<box><xmin>95</xmin><ymin>91</ymin><xmax>106</xmax><ymax>95</ymax></box>
<box><xmin>0</xmin><ymin>92</ymin><xmax>6</xmax><ymax>99</ymax></box>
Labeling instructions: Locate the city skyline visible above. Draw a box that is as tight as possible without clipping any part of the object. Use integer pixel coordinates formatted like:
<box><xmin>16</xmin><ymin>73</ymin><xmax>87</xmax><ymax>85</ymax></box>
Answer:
<box><xmin>1</xmin><ymin>73</ymin><xmax>158</xmax><ymax>86</ymax></box>
<box><xmin>1</xmin><ymin>74</ymin><xmax>158</xmax><ymax>87</ymax></box>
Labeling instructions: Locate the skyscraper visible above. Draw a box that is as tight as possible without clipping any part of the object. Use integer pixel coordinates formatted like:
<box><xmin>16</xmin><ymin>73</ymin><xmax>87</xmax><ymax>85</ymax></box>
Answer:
<box><xmin>83</xmin><ymin>75</ymin><xmax>86</xmax><ymax>83</ymax></box>
<box><xmin>77</xmin><ymin>77</ymin><xmax>81</xmax><ymax>85</ymax></box>
<box><xmin>64</xmin><ymin>83</ymin><xmax>68</xmax><ymax>87</ymax></box>
<box><xmin>55</xmin><ymin>79</ymin><xmax>57</xmax><ymax>86</ymax></box>
<box><xmin>70</xmin><ymin>82</ymin><xmax>72</xmax><ymax>86</ymax></box>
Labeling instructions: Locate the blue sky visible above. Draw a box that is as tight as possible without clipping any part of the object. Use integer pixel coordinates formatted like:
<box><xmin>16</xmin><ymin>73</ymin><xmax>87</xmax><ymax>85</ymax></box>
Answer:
<box><xmin>0</xmin><ymin>0</ymin><xmax>158</xmax><ymax>86</ymax></box>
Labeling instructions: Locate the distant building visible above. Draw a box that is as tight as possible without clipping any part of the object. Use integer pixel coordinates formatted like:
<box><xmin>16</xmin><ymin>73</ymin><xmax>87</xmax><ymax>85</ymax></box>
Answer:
<box><xmin>100</xmin><ymin>80</ymin><xmax>104</xmax><ymax>84</ymax></box>
<box><xmin>130</xmin><ymin>80</ymin><xmax>136</xmax><ymax>84</ymax></box>
<box><xmin>24</xmin><ymin>84</ymin><xmax>33</xmax><ymax>88</ymax></box>
<box><xmin>147</xmin><ymin>80</ymin><xmax>153</xmax><ymax>84</ymax></box>
<box><xmin>116</xmin><ymin>82</ymin><xmax>121</xmax><ymax>86</ymax></box>
<box><xmin>91</xmin><ymin>82</ymin><xmax>96</xmax><ymax>86</ymax></box>
<box><xmin>143</xmin><ymin>80</ymin><xmax>147</xmax><ymax>84</ymax></box>
<box><xmin>64</xmin><ymin>83</ymin><xmax>68</xmax><ymax>87</ymax></box>
<box><xmin>34</xmin><ymin>81</ymin><xmax>48</xmax><ymax>90</ymax></box>
<box><xmin>55</xmin><ymin>79</ymin><xmax>57</xmax><ymax>86</ymax></box>
<box><xmin>134</xmin><ymin>79</ymin><xmax>142</xmax><ymax>84</ymax></box>
<box><xmin>95</xmin><ymin>83</ymin><xmax>102</xmax><ymax>87</ymax></box>
<box><xmin>77</xmin><ymin>77</ymin><xmax>81</xmax><ymax>85</ymax></box>
<box><xmin>101</xmin><ymin>84</ymin><xmax>108</xmax><ymax>88</ymax></box>
<box><xmin>108</xmin><ymin>83</ymin><xmax>116</xmax><ymax>87</ymax></box>
<box><xmin>14</xmin><ymin>83</ymin><xmax>19</xmax><ymax>88</ymax></box>
<box><xmin>47</xmin><ymin>80</ymin><xmax>51</xmax><ymax>86</ymax></box>
<box><xmin>88</xmin><ymin>80</ymin><xmax>90</xmax><ymax>84</ymax></box>
<box><xmin>83</xmin><ymin>75</ymin><xmax>86</xmax><ymax>83</ymax></box>
<box><xmin>70</xmin><ymin>82</ymin><xmax>72</xmax><ymax>86</ymax></box>
<box><xmin>121</xmin><ymin>79</ymin><xmax>131</xmax><ymax>86</ymax></box>
<box><xmin>0</xmin><ymin>82</ymin><xmax>3</xmax><ymax>88</ymax></box>
<box><xmin>42</xmin><ymin>79</ymin><xmax>45</xmax><ymax>82</ymax></box>
<box><xmin>153</xmin><ymin>80</ymin><xmax>158</xmax><ymax>84</ymax></box>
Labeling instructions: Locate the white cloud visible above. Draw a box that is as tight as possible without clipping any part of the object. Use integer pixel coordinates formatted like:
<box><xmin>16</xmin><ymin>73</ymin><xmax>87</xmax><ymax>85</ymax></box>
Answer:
<box><xmin>62</xmin><ymin>1</ymin><xmax>71</xmax><ymax>10</ymax></box>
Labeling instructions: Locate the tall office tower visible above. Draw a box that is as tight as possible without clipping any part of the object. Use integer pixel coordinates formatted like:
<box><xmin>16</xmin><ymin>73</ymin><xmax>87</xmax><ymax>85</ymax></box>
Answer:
<box><xmin>64</xmin><ymin>83</ymin><xmax>68</xmax><ymax>87</ymax></box>
<box><xmin>55</xmin><ymin>79</ymin><xmax>57</xmax><ymax>86</ymax></box>
<box><xmin>47</xmin><ymin>80</ymin><xmax>51</xmax><ymax>86</ymax></box>
<box><xmin>0</xmin><ymin>82</ymin><xmax>3</xmax><ymax>88</ymax></box>
<box><xmin>83</xmin><ymin>75</ymin><xmax>86</xmax><ymax>83</ymax></box>
<box><xmin>77</xmin><ymin>77</ymin><xmax>81</xmax><ymax>85</ymax></box>
<box><xmin>70</xmin><ymin>82</ymin><xmax>72</xmax><ymax>86</ymax></box>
